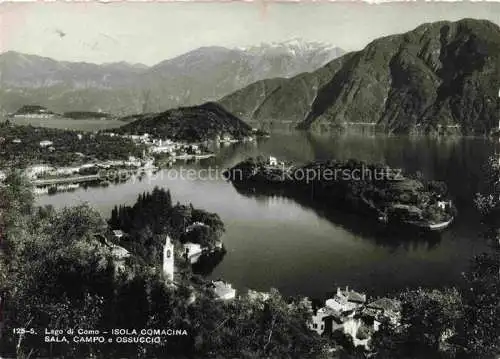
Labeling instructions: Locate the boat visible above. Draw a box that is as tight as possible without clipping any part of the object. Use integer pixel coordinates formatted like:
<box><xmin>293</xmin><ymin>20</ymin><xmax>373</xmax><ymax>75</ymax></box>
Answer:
<box><xmin>425</xmin><ymin>216</ymin><xmax>454</xmax><ymax>231</ymax></box>
<box><xmin>388</xmin><ymin>215</ymin><xmax>454</xmax><ymax>232</ymax></box>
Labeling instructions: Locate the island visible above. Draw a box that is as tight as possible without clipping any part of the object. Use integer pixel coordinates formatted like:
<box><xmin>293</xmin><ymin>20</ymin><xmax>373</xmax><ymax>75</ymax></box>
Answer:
<box><xmin>224</xmin><ymin>156</ymin><xmax>456</xmax><ymax>232</ymax></box>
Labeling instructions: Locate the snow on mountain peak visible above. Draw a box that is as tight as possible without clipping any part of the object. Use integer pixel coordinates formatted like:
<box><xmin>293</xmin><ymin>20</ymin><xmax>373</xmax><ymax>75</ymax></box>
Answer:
<box><xmin>238</xmin><ymin>38</ymin><xmax>339</xmax><ymax>55</ymax></box>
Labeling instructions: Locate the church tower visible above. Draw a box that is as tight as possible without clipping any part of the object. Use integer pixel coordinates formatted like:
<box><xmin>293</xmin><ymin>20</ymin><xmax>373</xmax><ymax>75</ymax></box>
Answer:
<box><xmin>163</xmin><ymin>235</ymin><xmax>174</xmax><ymax>283</ymax></box>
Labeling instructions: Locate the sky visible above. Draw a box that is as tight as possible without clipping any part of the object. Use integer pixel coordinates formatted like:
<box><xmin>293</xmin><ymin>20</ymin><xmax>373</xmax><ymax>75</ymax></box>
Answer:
<box><xmin>0</xmin><ymin>1</ymin><xmax>499</xmax><ymax>66</ymax></box>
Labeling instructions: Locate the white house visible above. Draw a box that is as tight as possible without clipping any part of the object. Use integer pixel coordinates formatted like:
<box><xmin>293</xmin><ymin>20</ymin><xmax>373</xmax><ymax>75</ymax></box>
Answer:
<box><xmin>54</xmin><ymin>167</ymin><xmax>80</xmax><ymax>176</ymax></box>
<box><xmin>150</xmin><ymin>144</ymin><xmax>176</xmax><ymax>154</ymax></box>
<box><xmin>325</xmin><ymin>287</ymin><xmax>367</xmax><ymax>313</ymax></box>
<box><xmin>110</xmin><ymin>244</ymin><xmax>131</xmax><ymax>271</ymax></box>
<box><xmin>39</xmin><ymin>140</ymin><xmax>54</xmax><ymax>148</ymax></box>
<box><xmin>185</xmin><ymin>221</ymin><xmax>208</xmax><ymax>233</ymax></box>
<box><xmin>309</xmin><ymin>289</ymin><xmax>399</xmax><ymax>350</ymax></box>
<box><xmin>268</xmin><ymin>156</ymin><xmax>278</xmax><ymax>166</ymax></box>
<box><xmin>183</xmin><ymin>242</ymin><xmax>203</xmax><ymax>264</ymax></box>
<box><xmin>25</xmin><ymin>164</ymin><xmax>55</xmax><ymax>179</ymax></box>
<box><xmin>112</xmin><ymin>230</ymin><xmax>125</xmax><ymax>239</ymax></box>
<box><xmin>309</xmin><ymin>287</ymin><xmax>366</xmax><ymax>334</ymax></box>
<box><xmin>310</xmin><ymin>307</ymin><xmax>340</xmax><ymax>335</ymax></box>
<box><xmin>437</xmin><ymin>200</ymin><xmax>452</xmax><ymax>211</ymax></box>
<box><xmin>212</xmin><ymin>280</ymin><xmax>236</xmax><ymax>301</ymax></box>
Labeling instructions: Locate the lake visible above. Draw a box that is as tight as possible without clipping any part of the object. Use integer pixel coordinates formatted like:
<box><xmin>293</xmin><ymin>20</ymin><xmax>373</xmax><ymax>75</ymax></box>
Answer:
<box><xmin>37</xmin><ymin>132</ymin><xmax>495</xmax><ymax>299</ymax></box>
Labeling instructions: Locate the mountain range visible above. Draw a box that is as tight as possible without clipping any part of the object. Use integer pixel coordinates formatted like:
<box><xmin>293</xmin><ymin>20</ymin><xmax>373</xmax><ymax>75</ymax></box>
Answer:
<box><xmin>0</xmin><ymin>39</ymin><xmax>343</xmax><ymax>115</ymax></box>
<box><xmin>219</xmin><ymin>19</ymin><xmax>500</xmax><ymax>135</ymax></box>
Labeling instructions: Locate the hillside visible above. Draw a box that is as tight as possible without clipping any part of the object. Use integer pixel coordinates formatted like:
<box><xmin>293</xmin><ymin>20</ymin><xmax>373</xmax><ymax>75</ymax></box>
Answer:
<box><xmin>113</xmin><ymin>102</ymin><xmax>253</xmax><ymax>142</ymax></box>
<box><xmin>219</xmin><ymin>19</ymin><xmax>500</xmax><ymax>135</ymax></box>
<box><xmin>0</xmin><ymin>41</ymin><xmax>343</xmax><ymax>115</ymax></box>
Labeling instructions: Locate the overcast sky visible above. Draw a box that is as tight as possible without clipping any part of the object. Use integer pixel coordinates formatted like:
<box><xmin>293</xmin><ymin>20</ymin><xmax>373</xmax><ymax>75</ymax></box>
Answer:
<box><xmin>0</xmin><ymin>1</ymin><xmax>499</xmax><ymax>66</ymax></box>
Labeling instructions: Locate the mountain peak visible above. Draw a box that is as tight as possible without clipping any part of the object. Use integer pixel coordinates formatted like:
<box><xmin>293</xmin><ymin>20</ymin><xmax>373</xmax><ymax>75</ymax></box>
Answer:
<box><xmin>239</xmin><ymin>38</ymin><xmax>341</xmax><ymax>53</ymax></box>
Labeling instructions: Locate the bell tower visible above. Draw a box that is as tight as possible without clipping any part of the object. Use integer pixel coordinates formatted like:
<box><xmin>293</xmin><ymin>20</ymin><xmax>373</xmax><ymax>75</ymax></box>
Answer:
<box><xmin>163</xmin><ymin>235</ymin><xmax>174</xmax><ymax>283</ymax></box>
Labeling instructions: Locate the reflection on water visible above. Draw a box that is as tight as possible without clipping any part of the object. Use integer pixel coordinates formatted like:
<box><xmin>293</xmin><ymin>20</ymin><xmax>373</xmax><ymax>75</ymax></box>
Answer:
<box><xmin>37</xmin><ymin>132</ymin><xmax>494</xmax><ymax>298</ymax></box>
<box><xmin>192</xmin><ymin>250</ymin><xmax>227</xmax><ymax>276</ymax></box>
<box><xmin>233</xmin><ymin>188</ymin><xmax>444</xmax><ymax>252</ymax></box>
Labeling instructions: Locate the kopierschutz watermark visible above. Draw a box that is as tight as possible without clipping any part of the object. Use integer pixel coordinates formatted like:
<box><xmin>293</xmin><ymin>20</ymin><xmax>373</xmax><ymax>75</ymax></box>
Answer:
<box><xmin>101</xmin><ymin>164</ymin><xmax>404</xmax><ymax>184</ymax></box>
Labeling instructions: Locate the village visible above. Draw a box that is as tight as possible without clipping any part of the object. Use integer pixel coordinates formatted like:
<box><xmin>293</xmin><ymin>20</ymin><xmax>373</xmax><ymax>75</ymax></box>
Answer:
<box><xmin>0</xmin><ymin>129</ymin><xmax>250</xmax><ymax>194</ymax></box>
<box><xmin>107</xmin><ymin>220</ymin><xmax>402</xmax><ymax>353</ymax></box>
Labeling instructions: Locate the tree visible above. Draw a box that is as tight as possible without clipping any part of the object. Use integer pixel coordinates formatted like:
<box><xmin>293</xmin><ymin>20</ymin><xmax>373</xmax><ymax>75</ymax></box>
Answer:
<box><xmin>458</xmin><ymin>252</ymin><xmax>500</xmax><ymax>358</ymax></box>
<box><xmin>371</xmin><ymin>288</ymin><xmax>464</xmax><ymax>358</ymax></box>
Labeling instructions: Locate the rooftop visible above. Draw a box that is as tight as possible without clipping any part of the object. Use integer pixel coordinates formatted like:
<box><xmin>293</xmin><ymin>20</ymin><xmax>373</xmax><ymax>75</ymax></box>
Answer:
<box><xmin>338</xmin><ymin>287</ymin><xmax>367</xmax><ymax>303</ymax></box>
<box><xmin>212</xmin><ymin>280</ymin><xmax>236</xmax><ymax>300</ymax></box>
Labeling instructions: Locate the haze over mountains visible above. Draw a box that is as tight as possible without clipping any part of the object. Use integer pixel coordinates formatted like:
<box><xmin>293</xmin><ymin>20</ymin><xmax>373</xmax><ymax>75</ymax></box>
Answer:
<box><xmin>0</xmin><ymin>39</ymin><xmax>343</xmax><ymax>115</ymax></box>
<box><xmin>220</xmin><ymin>19</ymin><xmax>500</xmax><ymax>135</ymax></box>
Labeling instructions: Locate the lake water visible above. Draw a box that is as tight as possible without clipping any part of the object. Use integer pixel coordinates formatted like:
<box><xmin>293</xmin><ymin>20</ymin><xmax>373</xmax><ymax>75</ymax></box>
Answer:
<box><xmin>37</xmin><ymin>132</ymin><xmax>495</xmax><ymax>299</ymax></box>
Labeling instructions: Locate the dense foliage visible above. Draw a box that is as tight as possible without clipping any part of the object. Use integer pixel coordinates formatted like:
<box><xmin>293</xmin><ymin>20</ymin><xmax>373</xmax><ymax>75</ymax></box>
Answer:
<box><xmin>370</xmin><ymin>156</ymin><xmax>500</xmax><ymax>359</ymax></box>
<box><xmin>108</xmin><ymin>187</ymin><xmax>225</xmax><ymax>263</ymax></box>
<box><xmin>0</xmin><ymin>122</ymin><xmax>144</xmax><ymax>167</ymax></box>
<box><xmin>0</xmin><ymin>173</ymin><xmax>335</xmax><ymax>358</ymax></box>
<box><xmin>228</xmin><ymin>157</ymin><xmax>453</xmax><ymax>225</ymax></box>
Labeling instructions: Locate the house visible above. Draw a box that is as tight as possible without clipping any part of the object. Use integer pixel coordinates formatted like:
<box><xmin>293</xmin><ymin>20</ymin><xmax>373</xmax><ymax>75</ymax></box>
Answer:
<box><xmin>310</xmin><ymin>306</ymin><xmax>342</xmax><ymax>335</ymax></box>
<box><xmin>25</xmin><ymin>164</ymin><xmax>55</xmax><ymax>179</ymax></box>
<box><xmin>39</xmin><ymin>140</ymin><xmax>54</xmax><ymax>148</ymax></box>
<box><xmin>110</xmin><ymin>244</ymin><xmax>131</xmax><ymax>271</ymax></box>
<box><xmin>325</xmin><ymin>286</ymin><xmax>367</xmax><ymax>313</ymax></box>
<box><xmin>150</xmin><ymin>144</ymin><xmax>176</xmax><ymax>154</ymax></box>
<box><xmin>268</xmin><ymin>156</ymin><xmax>278</xmax><ymax>166</ymax></box>
<box><xmin>437</xmin><ymin>200</ymin><xmax>452</xmax><ymax>211</ymax></box>
<box><xmin>212</xmin><ymin>280</ymin><xmax>236</xmax><ymax>301</ymax></box>
<box><xmin>309</xmin><ymin>288</ymin><xmax>400</xmax><ymax>350</ymax></box>
<box><xmin>54</xmin><ymin>167</ymin><xmax>80</xmax><ymax>176</ymax></box>
<box><xmin>309</xmin><ymin>287</ymin><xmax>367</xmax><ymax>335</ymax></box>
<box><xmin>310</xmin><ymin>305</ymin><xmax>371</xmax><ymax>346</ymax></box>
<box><xmin>183</xmin><ymin>242</ymin><xmax>203</xmax><ymax>264</ymax></box>
<box><xmin>112</xmin><ymin>230</ymin><xmax>125</xmax><ymax>239</ymax></box>
<box><xmin>221</xmin><ymin>134</ymin><xmax>232</xmax><ymax>143</ymax></box>
<box><xmin>185</xmin><ymin>221</ymin><xmax>208</xmax><ymax>233</ymax></box>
